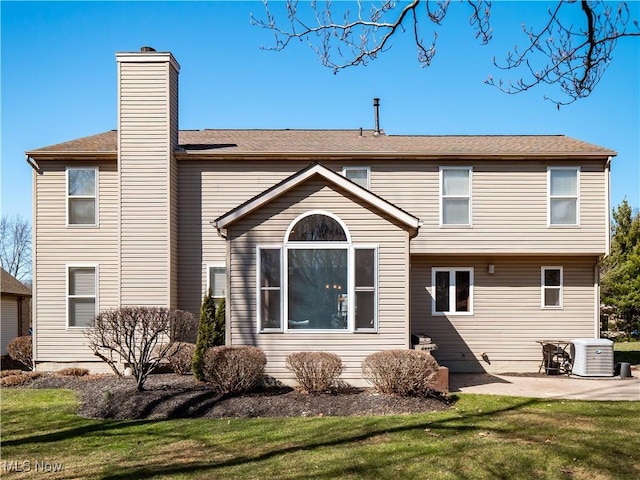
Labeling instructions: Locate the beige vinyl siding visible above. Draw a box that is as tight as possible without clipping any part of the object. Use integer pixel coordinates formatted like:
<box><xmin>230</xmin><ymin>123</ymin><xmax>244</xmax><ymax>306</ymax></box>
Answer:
<box><xmin>371</xmin><ymin>159</ymin><xmax>607</xmax><ymax>254</ymax></box>
<box><xmin>118</xmin><ymin>60</ymin><xmax>178</xmax><ymax>306</ymax></box>
<box><xmin>33</xmin><ymin>161</ymin><xmax>119</xmax><ymax>362</ymax></box>
<box><xmin>225</xmin><ymin>177</ymin><xmax>410</xmax><ymax>384</ymax></box>
<box><xmin>177</xmin><ymin>161</ymin><xmax>305</xmax><ymax>316</ymax></box>
<box><xmin>411</xmin><ymin>255</ymin><xmax>598</xmax><ymax>372</ymax></box>
<box><xmin>169</xmin><ymin>66</ymin><xmax>179</xmax><ymax>309</ymax></box>
<box><xmin>176</xmin><ymin>158</ymin><xmax>607</xmax><ymax>318</ymax></box>
<box><xmin>1</xmin><ymin>295</ymin><xmax>19</xmax><ymax>355</ymax></box>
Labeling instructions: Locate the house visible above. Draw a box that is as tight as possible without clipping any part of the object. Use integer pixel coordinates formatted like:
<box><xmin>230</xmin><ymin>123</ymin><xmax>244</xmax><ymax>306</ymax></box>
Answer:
<box><xmin>26</xmin><ymin>48</ymin><xmax>616</xmax><ymax>384</ymax></box>
<box><xmin>1</xmin><ymin>268</ymin><xmax>32</xmax><ymax>356</ymax></box>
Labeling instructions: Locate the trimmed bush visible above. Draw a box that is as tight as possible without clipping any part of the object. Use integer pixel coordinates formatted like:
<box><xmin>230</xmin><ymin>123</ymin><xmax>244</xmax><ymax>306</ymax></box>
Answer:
<box><xmin>286</xmin><ymin>351</ymin><xmax>344</xmax><ymax>393</ymax></box>
<box><xmin>362</xmin><ymin>349</ymin><xmax>439</xmax><ymax>396</ymax></box>
<box><xmin>55</xmin><ymin>368</ymin><xmax>90</xmax><ymax>377</ymax></box>
<box><xmin>0</xmin><ymin>369</ymin><xmax>25</xmax><ymax>378</ymax></box>
<box><xmin>0</xmin><ymin>371</ymin><xmax>42</xmax><ymax>387</ymax></box>
<box><xmin>7</xmin><ymin>336</ymin><xmax>33</xmax><ymax>370</ymax></box>
<box><xmin>164</xmin><ymin>342</ymin><xmax>196</xmax><ymax>375</ymax></box>
<box><xmin>201</xmin><ymin>346</ymin><xmax>266</xmax><ymax>395</ymax></box>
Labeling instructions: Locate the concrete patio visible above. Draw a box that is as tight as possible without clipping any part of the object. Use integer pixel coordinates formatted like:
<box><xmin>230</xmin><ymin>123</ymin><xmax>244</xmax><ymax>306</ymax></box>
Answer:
<box><xmin>450</xmin><ymin>372</ymin><xmax>640</xmax><ymax>401</ymax></box>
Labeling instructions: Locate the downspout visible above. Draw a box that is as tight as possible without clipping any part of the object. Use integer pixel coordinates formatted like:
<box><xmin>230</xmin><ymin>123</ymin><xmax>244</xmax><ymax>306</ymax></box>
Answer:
<box><xmin>25</xmin><ymin>155</ymin><xmax>41</xmax><ymax>174</ymax></box>
<box><xmin>595</xmin><ymin>156</ymin><xmax>613</xmax><ymax>339</ymax></box>
<box><xmin>605</xmin><ymin>156</ymin><xmax>612</xmax><ymax>256</ymax></box>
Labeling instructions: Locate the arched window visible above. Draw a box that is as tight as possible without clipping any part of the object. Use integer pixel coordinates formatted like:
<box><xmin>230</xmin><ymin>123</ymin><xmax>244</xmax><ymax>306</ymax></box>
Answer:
<box><xmin>287</xmin><ymin>214</ymin><xmax>347</xmax><ymax>241</ymax></box>
<box><xmin>258</xmin><ymin>211</ymin><xmax>377</xmax><ymax>333</ymax></box>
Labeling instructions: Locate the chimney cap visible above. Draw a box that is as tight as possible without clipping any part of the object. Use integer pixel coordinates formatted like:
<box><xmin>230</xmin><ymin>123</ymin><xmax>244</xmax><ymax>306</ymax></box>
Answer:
<box><xmin>140</xmin><ymin>46</ymin><xmax>156</xmax><ymax>52</ymax></box>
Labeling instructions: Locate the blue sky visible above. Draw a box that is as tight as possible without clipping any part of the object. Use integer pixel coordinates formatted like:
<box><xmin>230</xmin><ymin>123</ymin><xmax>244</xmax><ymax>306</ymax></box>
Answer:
<box><xmin>1</xmin><ymin>1</ymin><xmax>638</xmax><ymax>222</ymax></box>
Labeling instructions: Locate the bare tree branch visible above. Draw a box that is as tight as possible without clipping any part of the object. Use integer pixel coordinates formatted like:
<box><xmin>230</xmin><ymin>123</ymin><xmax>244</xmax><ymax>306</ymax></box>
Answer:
<box><xmin>252</xmin><ymin>0</ymin><xmax>638</xmax><ymax>106</ymax></box>
<box><xmin>0</xmin><ymin>214</ymin><xmax>32</xmax><ymax>282</ymax></box>
<box><xmin>251</xmin><ymin>0</ymin><xmax>492</xmax><ymax>73</ymax></box>
<box><xmin>486</xmin><ymin>0</ymin><xmax>640</xmax><ymax>106</ymax></box>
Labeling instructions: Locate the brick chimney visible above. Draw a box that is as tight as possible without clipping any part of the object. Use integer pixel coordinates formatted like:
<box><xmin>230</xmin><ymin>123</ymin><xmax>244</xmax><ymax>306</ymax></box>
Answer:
<box><xmin>115</xmin><ymin>48</ymin><xmax>180</xmax><ymax>307</ymax></box>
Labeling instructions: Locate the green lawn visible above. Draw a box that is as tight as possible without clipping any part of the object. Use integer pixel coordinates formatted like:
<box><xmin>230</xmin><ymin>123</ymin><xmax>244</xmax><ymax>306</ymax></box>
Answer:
<box><xmin>614</xmin><ymin>340</ymin><xmax>640</xmax><ymax>365</ymax></box>
<box><xmin>1</xmin><ymin>389</ymin><xmax>639</xmax><ymax>479</ymax></box>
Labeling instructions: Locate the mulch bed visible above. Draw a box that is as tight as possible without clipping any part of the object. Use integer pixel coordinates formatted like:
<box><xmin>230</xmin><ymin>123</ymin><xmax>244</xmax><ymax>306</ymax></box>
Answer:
<box><xmin>19</xmin><ymin>373</ymin><xmax>451</xmax><ymax>420</ymax></box>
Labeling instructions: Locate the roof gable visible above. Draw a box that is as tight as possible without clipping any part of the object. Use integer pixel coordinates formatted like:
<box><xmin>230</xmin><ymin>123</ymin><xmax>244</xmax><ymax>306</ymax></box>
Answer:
<box><xmin>1</xmin><ymin>268</ymin><xmax>31</xmax><ymax>296</ymax></box>
<box><xmin>215</xmin><ymin>163</ymin><xmax>420</xmax><ymax>230</ymax></box>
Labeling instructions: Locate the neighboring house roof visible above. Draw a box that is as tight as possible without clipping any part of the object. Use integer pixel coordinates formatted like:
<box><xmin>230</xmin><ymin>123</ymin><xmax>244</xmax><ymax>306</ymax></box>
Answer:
<box><xmin>215</xmin><ymin>162</ymin><xmax>421</xmax><ymax>230</ymax></box>
<box><xmin>1</xmin><ymin>268</ymin><xmax>32</xmax><ymax>296</ymax></box>
<box><xmin>27</xmin><ymin>129</ymin><xmax>616</xmax><ymax>159</ymax></box>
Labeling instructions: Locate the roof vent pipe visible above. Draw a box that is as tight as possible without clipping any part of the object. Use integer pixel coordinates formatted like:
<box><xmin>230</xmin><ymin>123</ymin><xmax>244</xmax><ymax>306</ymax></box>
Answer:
<box><xmin>373</xmin><ymin>98</ymin><xmax>381</xmax><ymax>136</ymax></box>
<box><xmin>140</xmin><ymin>46</ymin><xmax>156</xmax><ymax>52</ymax></box>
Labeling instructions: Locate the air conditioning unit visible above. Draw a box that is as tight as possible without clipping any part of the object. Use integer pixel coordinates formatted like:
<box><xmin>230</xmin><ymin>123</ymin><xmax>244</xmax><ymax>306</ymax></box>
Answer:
<box><xmin>571</xmin><ymin>338</ymin><xmax>614</xmax><ymax>377</ymax></box>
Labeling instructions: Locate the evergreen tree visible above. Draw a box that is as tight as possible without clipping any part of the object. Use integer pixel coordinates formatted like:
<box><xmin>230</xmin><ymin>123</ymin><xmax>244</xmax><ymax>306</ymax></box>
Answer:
<box><xmin>193</xmin><ymin>289</ymin><xmax>219</xmax><ymax>381</ymax></box>
<box><xmin>213</xmin><ymin>297</ymin><xmax>226</xmax><ymax>346</ymax></box>
<box><xmin>601</xmin><ymin>199</ymin><xmax>640</xmax><ymax>333</ymax></box>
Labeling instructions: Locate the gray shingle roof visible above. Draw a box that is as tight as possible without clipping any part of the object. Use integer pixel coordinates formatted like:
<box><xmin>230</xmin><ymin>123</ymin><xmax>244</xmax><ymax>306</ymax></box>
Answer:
<box><xmin>1</xmin><ymin>268</ymin><xmax>31</xmax><ymax>296</ymax></box>
<box><xmin>28</xmin><ymin>129</ymin><xmax>616</xmax><ymax>157</ymax></box>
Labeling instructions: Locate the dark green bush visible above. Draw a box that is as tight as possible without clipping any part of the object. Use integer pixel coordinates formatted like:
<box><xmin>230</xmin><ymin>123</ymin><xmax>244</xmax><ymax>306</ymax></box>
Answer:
<box><xmin>193</xmin><ymin>292</ymin><xmax>225</xmax><ymax>380</ymax></box>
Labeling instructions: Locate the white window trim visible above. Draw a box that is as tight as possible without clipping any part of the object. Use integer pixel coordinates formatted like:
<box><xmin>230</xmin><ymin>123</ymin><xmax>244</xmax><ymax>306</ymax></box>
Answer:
<box><xmin>256</xmin><ymin>246</ymin><xmax>283</xmax><ymax>333</ymax></box>
<box><xmin>431</xmin><ymin>267</ymin><xmax>474</xmax><ymax>316</ymax></box>
<box><xmin>439</xmin><ymin>166</ymin><xmax>473</xmax><ymax>227</ymax></box>
<box><xmin>353</xmin><ymin>245</ymin><xmax>379</xmax><ymax>333</ymax></box>
<box><xmin>342</xmin><ymin>166</ymin><xmax>371</xmax><ymax>190</ymax></box>
<box><xmin>66</xmin><ymin>264</ymin><xmax>98</xmax><ymax>329</ymax></box>
<box><xmin>66</xmin><ymin>167</ymin><xmax>99</xmax><ymax>227</ymax></box>
<box><xmin>547</xmin><ymin>167</ymin><xmax>580</xmax><ymax>227</ymax></box>
<box><xmin>206</xmin><ymin>262</ymin><xmax>227</xmax><ymax>302</ymax></box>
<box><xmin>257</xmin><ymin>212</ymin><xmax>379</xmax><ymax>334</ymax></box>
<box><xmin>541</xmin><ymin>266</ymin><xmax>564</xmax><ymax>309</ymax></box>
<box><xmin>284</xmin><ymin>210</ymin><xmax>352</xmax><ymax>243</ymax></box>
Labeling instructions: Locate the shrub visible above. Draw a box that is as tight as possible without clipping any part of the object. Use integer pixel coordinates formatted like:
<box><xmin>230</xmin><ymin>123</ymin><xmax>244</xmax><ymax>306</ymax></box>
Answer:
<box><xmin>87</xmin><ymin>306</ymin><xmax>195</xmax><ymax>391</ymax></box>
<box><xmin>164</xmin><ymin>342</ymin><xmax>196</xmax><ymax>375</ymax></box>
<box><xmin>55</xmin><ymin>368</ymin><xmax>90</xmax><ymax>377</ymax></box>
<box><xmin>362</xmin><ymin>349</ymin><xmax>439</xmax><ymax>396</ymax></box>
<box><xmin>201</xmin><ymin>346</ymin><xmax>266</xmax><ymax>395</ymax></box>
<box><xmin>0</xmin><ymin>371</ymin><xmax>42</xmax><ymax>387</ymax></box>
<box><xmin>7</xmin><ymin>336</ymin><xmax>33</xmax><ymax>370</ymax></box>
<box><xmin>193</xmin><ymin>292</ymin><xmax>225</xmax><ymax>380</ymax></box>
<box><xmin>286</xmin><ymin>351</ymin><xmax>344</xmax><ymax>393</ymax></box>
<box><xmin>0</xmin><ymin>369</ymin><xmax>25</xmax><ymax>378</ymax></box>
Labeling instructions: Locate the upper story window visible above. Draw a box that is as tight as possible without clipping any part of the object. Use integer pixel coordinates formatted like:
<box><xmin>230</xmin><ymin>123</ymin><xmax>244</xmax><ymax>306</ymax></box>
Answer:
<box><xmin>548</xmin><ymin>167</ymin><xmax>579</xmax><ymax>226</ymax></box>
<box><xmin>440</xmin><ymin>167</ymin><xmax>472</xmax><ymax>226</ymax></box>
<box><xmin>208</xmin><ymin>264</ymin><xmax>226</xmax><ymax>303</ymax></box>
<box><xmin>343</xmin><ymin>167</ymin><xmax>370</xmax><ymax>189</ymax></box>
<box><xmin>541</xmin><ymin>267</ymin><xmax>563</xmax><ymax>308</ymax></box>
<box><xmin>68</xmin><ymin>265</ymin><xmax>97</xmax><ymax>327</ymax></box>
<box><xmin>432</xmin><ymin>267</ymin><xmax>474</xmax><ymax>315</ymax></box>
<box><xmin>67</xmin><ymin>168</ymin><xmax>97</xmax><ymax>226</ymax></box>
<box><xmin>258</xmin><ymin>211</ymin><xmax>378</xmax><ymax>333</ymax></box>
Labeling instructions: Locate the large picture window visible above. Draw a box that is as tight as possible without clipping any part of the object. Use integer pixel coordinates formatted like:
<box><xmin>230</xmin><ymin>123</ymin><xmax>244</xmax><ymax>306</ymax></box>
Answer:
<box><xmin>548</xmin><ymin>167</ymin><xmax>579</xmax><ymax>226</ymax></box>
<box><xmin>432</xmin><ymin>267</ymin><xmax>473</xmax><ymax>315</ymax></box>
<box><xmin>440</xmin><ymin>167</ymin><xmax>472</xmax><ymax>226</ymax></box>
<box><xmin>67</xmin><ymin>168</ymin><xmax>97</xmax><ymax>226</ymax></box>
<box><xmin>257</xmin><ymin>211</ymin><xmax>378</xmax><ymax>333</ymax></box>
<box><xmin>68</xmin><ymin>265</ymin><xmax>97</xmax><ymax>327</ymax></box>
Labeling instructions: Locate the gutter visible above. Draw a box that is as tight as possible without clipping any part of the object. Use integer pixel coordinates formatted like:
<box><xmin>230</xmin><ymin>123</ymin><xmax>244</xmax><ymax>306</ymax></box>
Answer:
<box><xmin>25</xmin><ymin>155</ymin><xmax>41</xmax><ymax>174</ymax></box>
